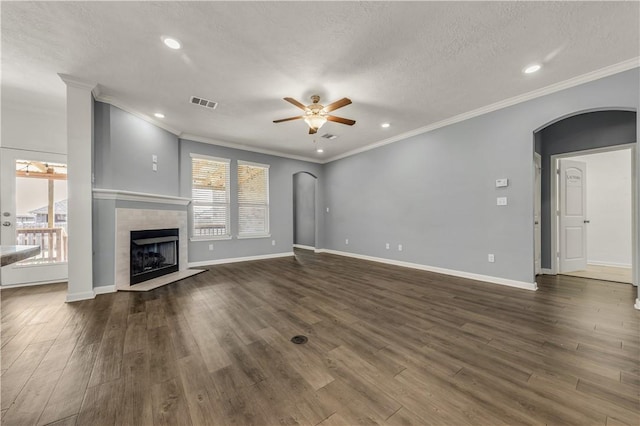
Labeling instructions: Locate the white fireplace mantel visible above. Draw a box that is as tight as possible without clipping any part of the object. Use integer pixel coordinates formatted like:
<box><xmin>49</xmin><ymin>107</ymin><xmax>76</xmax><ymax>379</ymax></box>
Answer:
<box><xmin>93</xmin><ymin>188</ymin><xmax>191</xmax><ymax>205</ymax></box>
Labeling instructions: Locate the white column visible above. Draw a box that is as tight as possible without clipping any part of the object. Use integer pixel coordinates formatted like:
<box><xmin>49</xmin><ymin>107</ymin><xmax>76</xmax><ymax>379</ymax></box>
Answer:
<box><xmin>59</xmin><ymin>74</ymin><xmax>96</xmax><ymax>302</ymax></box>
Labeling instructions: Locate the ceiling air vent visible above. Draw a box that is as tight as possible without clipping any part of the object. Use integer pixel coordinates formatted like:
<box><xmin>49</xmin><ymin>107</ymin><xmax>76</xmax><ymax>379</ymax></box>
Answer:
<box><xmin>321</xmin><ymin>133</ymin><xmax>338</xmax><ymax>140</ymax></box>
<box><xmin>190</xmin><ymin>96</ymin><xmax>218</xmax><ymax>110</ymax></box>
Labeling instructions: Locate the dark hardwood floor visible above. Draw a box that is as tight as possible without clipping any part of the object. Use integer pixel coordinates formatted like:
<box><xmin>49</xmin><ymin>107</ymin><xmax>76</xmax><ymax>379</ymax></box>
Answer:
<box><xmin>1</xmin><ymin>249</ymin><xmax>639</xmax><ymax>425</ymax></box>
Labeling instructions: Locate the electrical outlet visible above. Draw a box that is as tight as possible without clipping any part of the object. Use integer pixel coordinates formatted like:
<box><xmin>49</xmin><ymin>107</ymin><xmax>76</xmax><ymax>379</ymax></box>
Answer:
<box><xmin>272</xmin><ymin>240</ymin><xmax>276</xmax><ymax>246</ymax></box>
<box><xmin>152</xmin><ymin>154</ymin><xmax>158</xmax><ymax>163</ymax></box>
<box><xmin>208</xmin><ymin>244</ymin><xmax>214</xmax><ymax>251</ymax></box>
<box><xmin>385</xmin><ymin>243</ymin><xmax>390</xmax><ymax>249</ymax></box>
<box><xmin>152</xmin><ymin>163</ymin><xmax>158</xmax><ymax>172</ymax></box>
<box><xmin>326</xmin><ymin>207</ymin><xmax>330</xmax><ymax>213</ymax></box>
<box><xmin>488</xmin><ymin>254</ymin><xmax>495</xmax><ymax>263</ymax></box>
<box><xmin>345</xmin><ymin>238</ymin><xmax>349</xmax><ymax>245</ymax></box>
<box><xmin>398</xmin><ymin>244</ymin><xmax>403</xmax><ymax>251</ymax></box>
<box><xmin>496</xmin><ymin>197</ymin><xmax>507</xmax><ymax>206</ymax></box>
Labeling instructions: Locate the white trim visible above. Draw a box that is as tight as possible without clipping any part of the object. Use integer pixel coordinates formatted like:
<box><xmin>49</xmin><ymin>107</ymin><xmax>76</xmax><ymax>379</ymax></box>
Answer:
<box><xmin>294</xmin><ymin>244</ymin><xmax>316</xmax><ymax>251</ymax></box>
<box><xmin>324</xmin><ymin>59</ymin><xmax>639</xmax><ymax>163</ymax></box>
<box><xmin>188</xmin><ymin>252</ymin><xmax>294</xmax><ymax>268</ymax></box>
<box><xmin>190</xmin><ymin>235</ymin><xmax>232</xmax><ymax>242</ymax></box>
<box><xmin>181</xmin><ymin>133</ymin><xmax>321</xmax><ymax>164</ymax></box>
<box><xmin>93</xmin><ymin>188</ymin><xmax>191</xmax><ymax>205</ymax></box>
<box><xmin>94</xmin><ymin>94</ymin><xmax>182</xmax><ymax>136</ymax></box>
<box><xmin>236</xmin><ymin>234</ymin><xmax>271</xmax><ymax>239</ymax></box>
<box><xmin>0</xmin><ymin>279</ymin><xmax>67</xmax><ymax>289</ymax></box>
<box><xmin>587</xmin><ymin>261</ymin><xmax>633</xmax><ymax>268</ymax></box>
<box><xmin>635</xmin><ymin>298</ymin><xmax>640</xmax><ymax>310</ymax></box>
<box><xmin>541</xmin><ymin>268</ymin><xmax>555</xmax><ymax>275</ymax></box>
<box><xmin>314</xmin><ymin>249</ymin><xmax>538</xmax><ymax>291</ymax></box>
<box><xmin>238</xmin><ymin>159</ymin><xmax>271</xmax><ymax>169</ymax></box>
<box><xmin>66</xmin><ymin>291</ymin><xmax>96</xmax><ymax>303</ymax></box>
<box><xmin>189</xmin><ymin>152</ymin><xmax>231</xmax><ymax>164</ymax></box>
<box><xmin>58</xmin><ymin>73</ymin><xmax>96</xmax><ymax>91</ymax></box>
<box><xmin>94</xmin><ymin>285</ymin><xmax>116</xmax><ymax>295</ymax></box>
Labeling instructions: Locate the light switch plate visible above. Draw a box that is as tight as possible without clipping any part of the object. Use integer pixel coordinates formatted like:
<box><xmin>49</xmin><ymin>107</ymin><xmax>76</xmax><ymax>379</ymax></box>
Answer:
<box><xmin>152</xmin><ymin>154</ymin><xmax>158</xmax><ymax>163</ymax></box>
<box><xmin>152</xmin><ymin>163</ymin><xmax>158</xmax><ymax>172</ymax></box>
<box><xmin>495</xmin><ymin>178</ymin><xmax>508</xmax><ymax>188</ymax></box>
<box><xmin>497</xmin><ymin>197</ymin><xmax>507</xmax><ymax>206</ymax></box>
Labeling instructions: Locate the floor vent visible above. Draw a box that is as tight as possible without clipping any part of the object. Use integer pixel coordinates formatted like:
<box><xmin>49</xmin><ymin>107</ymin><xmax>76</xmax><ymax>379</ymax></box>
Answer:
<box><xmin>190</xmin><ymin>96</ymin><xmax>218</xmax><ymax>110</ymax></box>
<box><xmin>290</xmin><ymin>335</ymin><xmax>308</xmax><ymax>345</ymax></box>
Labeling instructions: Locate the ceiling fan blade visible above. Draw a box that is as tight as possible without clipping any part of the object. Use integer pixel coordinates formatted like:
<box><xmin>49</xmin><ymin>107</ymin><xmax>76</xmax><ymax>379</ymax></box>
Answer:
<box><xmin>327</xmin><ymin>115</ymin><xmax>356</xmax><ymax>126</ymax></box>
<box><xmin>309</xmin><ymin>127</ymin><xmax>318</xmax><ymax>135</ymax></box>
<box><xmin>273</xmin><ymin>116</ymin><xmax>303</xmax><ymax>123</ymax></box>
<box><xmin>284</xmin><ymin>97</ymin><xmax>307</xmax><ymax>110</ymax></box>
<box><xmin>324</xmin><ymin>97</ymin><xmax>352</xmax><ymax>113</ymax></box>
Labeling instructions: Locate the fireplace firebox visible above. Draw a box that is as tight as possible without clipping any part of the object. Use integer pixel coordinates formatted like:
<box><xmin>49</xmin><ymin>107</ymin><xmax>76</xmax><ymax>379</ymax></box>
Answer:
<box><xmin>130</xmin><ymin>228</ymin><xmax>179</xmax><ymax>284</ymax></box>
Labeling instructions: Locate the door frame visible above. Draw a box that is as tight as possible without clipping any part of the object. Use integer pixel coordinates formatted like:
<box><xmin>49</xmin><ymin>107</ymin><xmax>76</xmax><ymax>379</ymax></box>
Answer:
<box><xmin>549</xmin><ymin>144</ymin><xmax>636</xmax><ymax>284</ymax></box>
<box><xmin>534</xmin><ymin>153</ymin><xmax>542</xmax><ymax>276</ymax></box>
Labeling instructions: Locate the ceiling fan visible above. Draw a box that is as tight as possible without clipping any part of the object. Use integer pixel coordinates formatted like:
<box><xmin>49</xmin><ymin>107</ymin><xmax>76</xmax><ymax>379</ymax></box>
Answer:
<box><xmin>273</xmin><ymin>95</ymin><xmax>356</xmax><ymax>134</ymax></box>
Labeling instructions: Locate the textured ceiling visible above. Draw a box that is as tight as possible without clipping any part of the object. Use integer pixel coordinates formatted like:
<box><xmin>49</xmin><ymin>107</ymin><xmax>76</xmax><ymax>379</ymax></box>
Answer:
<box><xmin>2</xmin><ymin>1</ymin><xmax>639</xmax><ymax>162</ymax></box>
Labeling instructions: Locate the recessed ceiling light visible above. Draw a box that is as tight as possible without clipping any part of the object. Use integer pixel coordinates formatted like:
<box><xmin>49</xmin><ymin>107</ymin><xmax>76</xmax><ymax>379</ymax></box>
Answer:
<box><xmin>316</xmin><ymin>148</ymin><xmax>324</xmax><ymax>153</ymax></box>
<box><xmin>381</xmin><ymin>123</ymin><xmax>391</xmax><ymax>128</ymax></box>
<box><xmin>523</xmin><ymin>64</ymin><xmax>541</xmax><ymax>74</ymax></box>
<box><xmin>154</xmin><ymin>113</ymin><xmax>165</xmax><ymax>118</ymax></box>
<box><xmin>163</xmin><ymin>37</ymin><xmax>181</xmax><ymax>50</ymax></box>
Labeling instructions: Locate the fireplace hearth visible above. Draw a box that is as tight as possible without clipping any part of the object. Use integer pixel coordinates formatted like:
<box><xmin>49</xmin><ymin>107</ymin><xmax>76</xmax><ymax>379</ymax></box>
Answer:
<box><xmin>130</xmin><ymin>228</ymin><xmax>179</xmax><ymax>284</ymax></box>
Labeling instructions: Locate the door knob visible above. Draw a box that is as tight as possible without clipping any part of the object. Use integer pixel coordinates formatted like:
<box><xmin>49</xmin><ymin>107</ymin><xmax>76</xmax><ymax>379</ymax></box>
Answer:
<box><xmin>584</xmin><ymin>220</ymin><xmax>590</xmax><ymax>224</ymax></box>
<box><xmin>534</xmin><ymin>221</ymin><xmax>539</xmax><ymax>225</ymax></box>
<box><xmin>2</xmin><ymin>221</ymin><xmax>11</xmax><ymax>227</ymax></box>
<box><xmin>2</xmin><ymin>212</ymin><xmax>10</xmax><ymax>217</ymax></box>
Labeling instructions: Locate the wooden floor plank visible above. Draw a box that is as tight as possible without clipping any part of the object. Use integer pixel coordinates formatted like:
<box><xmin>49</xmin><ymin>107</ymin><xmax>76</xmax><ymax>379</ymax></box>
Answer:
<box><xmin>1</xmin><ymin>250</ymin><xmax>638</xmax><ymax>425</ymax></box>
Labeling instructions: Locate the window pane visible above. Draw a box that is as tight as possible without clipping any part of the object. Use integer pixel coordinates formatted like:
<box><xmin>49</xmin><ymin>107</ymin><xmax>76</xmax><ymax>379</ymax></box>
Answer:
<box><xmin>238</xmin><ymin>162</ymin><xmax>269</xmax><ymax>236</ymax></box>
<box><xmin>238</xmin><ymin>206</ymin><xmax>267</xmax><ymax>234</ymax></box>
<box><xmin>191</xmin><ymin>156</ymin><xmax>230</xmax><ymax>238</ymax></box>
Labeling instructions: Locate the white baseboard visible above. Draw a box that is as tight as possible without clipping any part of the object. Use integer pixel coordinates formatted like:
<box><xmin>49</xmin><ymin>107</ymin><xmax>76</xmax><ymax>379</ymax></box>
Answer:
<box><xmin>540</xmin><ymin>268</ymin><xmax>555</xmax><ymax>275</ymax></box>
<box><xmin>635</xmin><ymin>298</ymin><xmax>640</xmax><ymax>310</ymax></box>
<box><xmin>587</xmin><ymin>261</ymin><xmax>633</xmax><ymax>268</ymax></box>
<box><xmin>66</xmin><ymin>290</ymin><xmax>96</xmax><ymax>303</ymax></box>
<box><xmin>315</xmin><ymin>249</ymin><xmax>537</xmax><ymax>291</ymax></box>
<box><xmin>94</xmin><ymin>285</ymin><xmax>116</xmax><ymax>295</ymax></box>
<box><xmin>188</xmin><ymin>252</ymin><xmax>294</xmax><ymax>268</ymax></box>
<box><xmin>0</xmin><ymin>279</ymin><xmax>67</xmax><ymax>289</ymax></box>
<box><xmin>293</xmin><ymin>244</ymin><xmax>316</xmax><ymax>251</ymax></box>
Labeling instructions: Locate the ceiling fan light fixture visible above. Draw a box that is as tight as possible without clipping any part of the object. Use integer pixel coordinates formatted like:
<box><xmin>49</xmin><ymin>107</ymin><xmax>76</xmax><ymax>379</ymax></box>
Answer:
<box><xmin>304</xmin><ymin>115</ymin><xmax>327</xmax><ymax>130</ymax></box>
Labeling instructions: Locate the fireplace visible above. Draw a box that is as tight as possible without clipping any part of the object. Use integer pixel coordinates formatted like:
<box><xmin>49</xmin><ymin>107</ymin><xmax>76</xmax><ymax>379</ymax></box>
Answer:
<box><xmin>130</xmin><ymin>228</ymin><xmax>179</xmax><ymax>284</ymax></box>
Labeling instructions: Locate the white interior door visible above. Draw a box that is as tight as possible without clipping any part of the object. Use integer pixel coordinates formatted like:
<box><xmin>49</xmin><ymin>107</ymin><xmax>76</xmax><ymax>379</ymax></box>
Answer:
<box><xmin>534</xmin><ymin>154</ymin><xmax>542</xmax><ymax>275</ymax></box>
<box><xmin>559</xmin><ymin>159</ymin><xmax>588</xmax><ymax>273</ymax></box>
<box><xmin>1</xmin><ymin>148</ymin><xmax>68</xmax><ymax>286</ymax></box>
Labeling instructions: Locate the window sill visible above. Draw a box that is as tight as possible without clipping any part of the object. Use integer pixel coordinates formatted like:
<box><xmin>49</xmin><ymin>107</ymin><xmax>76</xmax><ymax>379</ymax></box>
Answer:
<box><xmin>190</xmin><ymin>235</ymin><xmax>232</xmax><ymax>242</ymax></box>
<box><xmin>236</xmin><ymin>234</ymin><xmax>271</xmax><ymax>240</ymax></box>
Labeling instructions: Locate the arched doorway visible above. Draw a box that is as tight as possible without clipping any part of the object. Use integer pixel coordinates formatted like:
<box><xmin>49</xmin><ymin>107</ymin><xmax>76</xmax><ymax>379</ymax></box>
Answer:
<box><xmin>534</xmin><ymin>109</ymin><xmax>637</xmax><ymax>285</ymax></box>
<box><xmin>292</xmin><ymin>172</ymin><xmax>317</xmax><ymax>250</ymax></box>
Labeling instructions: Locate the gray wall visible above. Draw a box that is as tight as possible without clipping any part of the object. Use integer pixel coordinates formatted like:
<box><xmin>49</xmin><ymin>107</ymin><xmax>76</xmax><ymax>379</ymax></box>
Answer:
<box><xmin>323</xmin><ymin>68</ymin><xmax>639</xmax><ymax>285</ymax></box>
<box><xmin>93</xmin><ymin>102</ymin><xmax>180</xmax><ymax>196</ymax></box>
<box><xmin>293</xmin><ymin>172</ymin><xmax>317</xmax><ymax>247</ymax></box>
<box><xmin>180</xmin><ymin>139</ymin><xmax>324</xmax><ymax>263</ymax></box>
<box><xmin>536</xmin><ymin>110</ymin><xmax>637</xmax><ymax>269</ymax></box>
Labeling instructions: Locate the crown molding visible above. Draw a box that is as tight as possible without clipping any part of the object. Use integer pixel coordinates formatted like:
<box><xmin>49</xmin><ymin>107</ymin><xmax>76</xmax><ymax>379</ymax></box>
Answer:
<box><xmin>93</xmin><ymin>188</ymin><xmax>191</xmax><ymax>205</ymax></box>
<box><xmin>179</xmin><ymin>133</ymin><xmax>322</xmax><ymax>164</ymax></box>
<box><xmin>93</xmin><ymin>94</ymin><xmax>182</xmax><ymax>136</ymax></box>
<box><xmin>323</xmin><ymin>58</ymin><xmax>640</xmax><ymax>163</ymax></box>
<box><xmin>58</xmin><ymin>73</ymin><xmax>96</xmax><ymax>91</ymax></box>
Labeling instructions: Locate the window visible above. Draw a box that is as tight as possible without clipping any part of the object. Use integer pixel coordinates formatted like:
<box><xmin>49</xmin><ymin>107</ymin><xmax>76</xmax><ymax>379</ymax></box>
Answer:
<box><xmin>238</xmin><ymin>161</ymin><xmax>270</xmax><ymax>237</ymax></box>
<box><xmin>190</xmin><ymin>154</ymin><xmax>230</xmax><ymax>239</ymax></box>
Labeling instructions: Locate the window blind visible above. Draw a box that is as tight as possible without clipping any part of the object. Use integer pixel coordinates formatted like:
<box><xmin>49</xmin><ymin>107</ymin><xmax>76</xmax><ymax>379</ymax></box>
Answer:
<box><xmin>191</xmin><ymin>155</ymin><xmax>230</xmax><ymax>238</ymax></box>
<box><xmin>238</xmin><ymin>161</ymin><xmax>270</xmax><ymax>236</ymax></box>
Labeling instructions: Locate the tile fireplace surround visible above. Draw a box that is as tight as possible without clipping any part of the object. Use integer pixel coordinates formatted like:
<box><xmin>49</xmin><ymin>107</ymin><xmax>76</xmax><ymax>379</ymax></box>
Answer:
<box><xmin>115</xmin><ymin>208</ymin><xmax>188</xmax><ymax>290</ymax></box>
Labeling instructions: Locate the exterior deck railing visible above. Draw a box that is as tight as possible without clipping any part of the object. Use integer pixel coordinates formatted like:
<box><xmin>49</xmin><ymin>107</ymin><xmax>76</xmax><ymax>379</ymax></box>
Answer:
<box><xmin>15</xmin><ymin>227</ymin><xmax>68</xmax><ymax>263</ymax></box>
